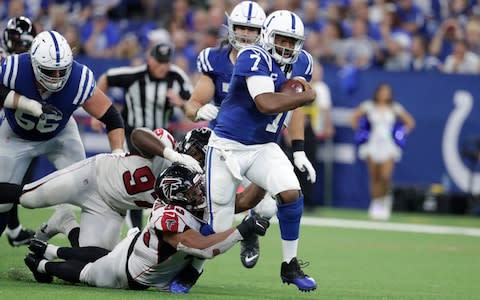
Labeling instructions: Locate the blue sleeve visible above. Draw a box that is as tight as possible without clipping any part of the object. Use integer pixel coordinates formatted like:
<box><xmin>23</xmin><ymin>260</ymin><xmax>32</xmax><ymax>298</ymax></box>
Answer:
<box><xmin>0</xmin><ymin>55</ymin><xmax>19</xmax><ymax>89</ymax></box>
<box><xmin>72</xmin><ymin>64</ymin><xmax>96</xmax><ymax>105</ymax></box>
<box><xmin>235</xmin><ymin>47</ymin><xmax>271</xmax><ymax>77</ymax></box>
<box><xmin>294</xmin><ymin>50</ymin><xmax>313</xmax><ymax>82</ymax></box>
<box><xmin>196</xmin><ymin>47</ymin><xmax>214</xmax><ymax>74</ymax></box>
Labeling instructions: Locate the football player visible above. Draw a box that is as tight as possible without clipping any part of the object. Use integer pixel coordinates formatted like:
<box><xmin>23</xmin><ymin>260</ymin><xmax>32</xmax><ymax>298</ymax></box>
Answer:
<box><xmin>184</xmin><ymin>1</ymin><xmax>316</xmax><ymax>270</ymax></box>
<box><xmin>24</xmin><ymin>163</ymin><xmax>270</xmax><ymax>293</ymax></box>
<box><xmin>205</xmin><ymin>10</ymin><xmax>317</xmax><ymax>291</ymax></box>
<box><xmin>0</xmin><ymin>31</ymin><xmax>125</xmax><ymax>245</ymax></box>
<box><xmin>0</xmin><ymin>127</ymin><xmax>203</xmax><ymax>250</ymax></box>
<box><xmin>0</xmin><ymin>16</ymin><xmax>38</xmax><ymax>246</ymax></box>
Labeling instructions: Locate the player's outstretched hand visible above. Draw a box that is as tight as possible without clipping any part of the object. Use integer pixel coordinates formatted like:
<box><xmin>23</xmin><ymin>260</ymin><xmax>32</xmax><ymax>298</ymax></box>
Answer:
<box><xmin>40</xmin><ymin>104</ymin><xmax>63</xmax><ymax>119</ymax></box>
<box><xmin>195</xmin><ymin>104</ymin><xmax>219</xmax><ymax>121</ymax></box>
<box><xmin>236</xmin><ymin>214</ymin><xmax>270</xmax><ymax>238</ymax></box>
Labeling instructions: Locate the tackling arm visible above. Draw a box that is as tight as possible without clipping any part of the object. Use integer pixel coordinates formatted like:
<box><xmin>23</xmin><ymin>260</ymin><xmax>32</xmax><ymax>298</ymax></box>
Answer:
<box><xmin>164</xmin><ymin>228</ymin><xmax>241</xmax><ymax>259</ymax></box>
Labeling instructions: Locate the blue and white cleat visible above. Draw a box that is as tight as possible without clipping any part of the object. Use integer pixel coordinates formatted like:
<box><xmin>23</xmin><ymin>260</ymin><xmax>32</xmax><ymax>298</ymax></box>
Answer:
<box><xmin>280</xmin><ymin>257</ymin><xmax>317</xmax><ymax>292</ymax></box>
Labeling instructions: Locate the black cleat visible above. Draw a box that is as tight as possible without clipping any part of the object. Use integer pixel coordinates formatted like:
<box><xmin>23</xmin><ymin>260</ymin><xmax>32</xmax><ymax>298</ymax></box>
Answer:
<box><xmin>7</xmin><ymin>227</ymin><xmax>35</xmax><ymax>247</ymax></box>
<box><xmin>280</xmin><ymin>258</ymin><xmax>317</xmax><ymax>292</ymax></box>
<box><xmin>24</xmin><ymin>253</ymin><xmax>53</xmax><ymax>284</ymax></box>
<box><xmin>28</xmin><ymin>238</ymin><xmax>48</xmax><ymax>258</ymax></box>
<box><xmin>240</xmin><ymin>234</ymin><xmax>260</xmax><ymax>268</ymax></box>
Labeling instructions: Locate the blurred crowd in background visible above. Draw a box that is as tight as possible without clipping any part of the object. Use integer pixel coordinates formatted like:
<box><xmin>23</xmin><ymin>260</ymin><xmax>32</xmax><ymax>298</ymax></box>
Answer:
<box><xmin>2</xmin><ymin>0</ymin><xmax>480</xmax><ymax>77</ymax></box>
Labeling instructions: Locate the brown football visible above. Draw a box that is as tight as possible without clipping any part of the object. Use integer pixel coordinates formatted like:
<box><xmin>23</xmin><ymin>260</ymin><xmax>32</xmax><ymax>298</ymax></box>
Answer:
<box><xmin>280</xmin><ymin>78</ymin><xmax>305</xmax><ymax>94</ymax></box>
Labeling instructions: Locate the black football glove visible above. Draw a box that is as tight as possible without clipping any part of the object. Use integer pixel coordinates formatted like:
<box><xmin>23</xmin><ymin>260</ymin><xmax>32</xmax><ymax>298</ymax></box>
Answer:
<box><xmin>236</xmin><ymin>214</ymin><xmax>270</xmax><ymax>238</ymax></box>
<box><xmin>40</xmin><ymin>104</ymin><xmax>62</xmax><ymax>120</ymax></box>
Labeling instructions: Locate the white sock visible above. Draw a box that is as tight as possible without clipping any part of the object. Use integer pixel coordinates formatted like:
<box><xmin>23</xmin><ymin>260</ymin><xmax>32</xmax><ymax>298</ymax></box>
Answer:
<box><xmin>37</xmin><ymin>260</ymin><xmax>47</xmax><ymax>273</ymax></box>
<box><xmin>7</xmin><ymin>225</ymin><xmax>22</xmax><ymax>238</ymax></box>
<box><xmin>45</xmin><ymin>245</ymin><xmax>59</xmax><ymax>260</ymax></box>
<box><xmin>281</xmin><ymin>239</ymin><xmax>298</xmax><ymax>263</ymax></box>
<box><xmin>191</xmin><ymin>257</ymin><xmax>206</xmax><ymax>273</ymax></box>
<box><xmin>62</xmin><ymin>219</ymin><xmax>79</xmax><ymax>236</ymax></box>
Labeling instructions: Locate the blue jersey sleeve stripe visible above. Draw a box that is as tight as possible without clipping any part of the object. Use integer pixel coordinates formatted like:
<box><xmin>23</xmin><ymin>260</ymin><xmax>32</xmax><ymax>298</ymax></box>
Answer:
<box><xmin>197</xmin><ymin>49</ymin><xmax>206</xmax><ymax>72</ymax></box>
<box><xmin>10</xmin><ymin>55</ymin><xmax>19</xmax><ymax>88</ymax></box>
<box><xmin>3</xmin><ymin>56</ymin><xmax>12</xmax><ymax>87</ymax></box>
<box><xmin>204</xmin><ymin>48</ymin><xmax>213</xmax><ymax>71</ymax></box>
<box><xmin>304</xmin><ymin>51</ymin><xmax>313</xmax><ymax>76</ymax></box>
<box><xmin>79</xmin><ymin>69</ymin><xmax>95</xmax><ymax>105</ymax></box>
<box><xmin>198</xmin><ymin>48</ymin><xmax>213</xmax><ymax>73</ymax></box>
<box><xmin>73</xmin><ymin>66</ymin><xmax>87</xmax><ymax>105</ymax></box>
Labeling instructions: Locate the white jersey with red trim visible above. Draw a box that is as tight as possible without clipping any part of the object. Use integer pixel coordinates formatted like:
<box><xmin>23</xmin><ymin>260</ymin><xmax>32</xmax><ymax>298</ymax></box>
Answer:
<box><xmin>127</xmin><ymin>201</ymin><xmax>203</xmax><ymax>290</ymax></box>
<box><xmin>96</xmin><ymin>153</ymin><xmax>171</xmax><ymax>213</ymax></box>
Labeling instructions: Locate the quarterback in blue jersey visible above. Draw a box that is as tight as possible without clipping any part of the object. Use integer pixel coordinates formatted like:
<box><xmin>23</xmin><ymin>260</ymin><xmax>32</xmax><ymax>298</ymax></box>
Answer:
<box><xmin>0</xmin><ymin>31</ymin><xmax>125</xmax><ymax>242</ymax></box>
<box><xmin>205</xmin><ymin>10</ymin><xmax>317</xmax><ymax>292</ymax></box>
<box><xmin>185</xmin><ymin>2</ymin><xmax>317</xmax><ymax>275</ymax></box>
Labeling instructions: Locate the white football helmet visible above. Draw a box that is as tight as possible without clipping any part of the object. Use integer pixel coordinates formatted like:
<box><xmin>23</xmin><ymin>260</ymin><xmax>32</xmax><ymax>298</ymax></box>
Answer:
<box><xmin>262</xmin><ymin>10</ymin><xmax>305</xmax><ymax>65</ymax></box>
<box><xmin>30</xmin><ymin>30</ymin><xmax>73</xmax><ymax>92</ymax></box>
<box><xmin>227</xmin><ymin>1</ymin><xmax>266</xmax><ymax>50</ymax></box>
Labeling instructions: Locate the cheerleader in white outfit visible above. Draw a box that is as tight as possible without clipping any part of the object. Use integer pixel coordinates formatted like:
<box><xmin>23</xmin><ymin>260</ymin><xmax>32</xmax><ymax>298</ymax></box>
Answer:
<box><xmin>351</xmin><ymin>84</ymin><xmax>415</xmax><ymax>220</ymax></box>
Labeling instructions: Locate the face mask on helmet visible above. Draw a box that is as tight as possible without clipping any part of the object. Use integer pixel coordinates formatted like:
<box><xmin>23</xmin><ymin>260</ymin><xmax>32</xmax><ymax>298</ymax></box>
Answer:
<box><xmin>176</xmin><ymin>127</ymin><xmax>212</xmax><ymax>167</ymax></box>
<box><xmin>262</xmin><ymin>10</ymin><xmax>305</xmax><ymax>65</ymax></box>
<box><xmin>154</xmin><ymin>163</ymin><xmax>207</xmax><ymax>217</ymax></box>
<box><xmin>227</xmin><ymin>1</ymin><xmax>266</xmax><ymax>50</ymax></box>
<box><xmin>30</xmin><ymin>30</ymin><xmax>73</xmax><ymax>92</ymax></box>
<box><xmin>3</xmin><ymin>16</ymin><xmax>36</xmax><ymax>54</ymax></box>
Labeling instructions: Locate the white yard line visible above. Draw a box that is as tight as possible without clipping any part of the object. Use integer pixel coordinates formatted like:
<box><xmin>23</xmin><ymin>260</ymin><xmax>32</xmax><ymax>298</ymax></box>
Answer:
<box><xmin>234</xmin><ymin>215</ymin><xmax>480</xmax><ymax>237</ymax></box>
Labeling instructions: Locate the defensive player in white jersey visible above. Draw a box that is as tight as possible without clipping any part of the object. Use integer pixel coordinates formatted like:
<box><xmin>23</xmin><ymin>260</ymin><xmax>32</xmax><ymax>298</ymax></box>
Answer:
<box><xmin>205</xmin><ymin>10</ymin><xmax>317</xmax><ymax>291</ymax></box>
<box><xmin>0</xmin><ymin>127</ymin><xmax>203</xmax><ymax>250</ymax></box>
<box><xmin>0</xmin><ymin>30</ymin><xmax>125</xmax><ymax>244</ymax></box>
<box><xmin>184</xmin><ymin>1</ymin><xmax>316</xmax><ymax>270</ymax></box>
<box><xmin>24</xmin><ymin>163</ymin><xmax>270</xmax><ymax>293</ymax></box>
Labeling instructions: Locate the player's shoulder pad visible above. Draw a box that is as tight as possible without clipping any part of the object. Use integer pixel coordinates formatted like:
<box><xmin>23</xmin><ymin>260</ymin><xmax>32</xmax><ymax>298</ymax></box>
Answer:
<box><xmin>153</xmin><ymin>203</ymin><xmax>195</xmax><ymax>234</ymax></box>
<box><xmin>1</xmin><ymin>54</ymin><xmax>22</xmax><ymax>89</ymax></box>
<box><xmin>71</xmin><ymin>61</ymin><xmax>96</xmax><ymax>105</ymax></box>
<box><xmin>236</xmin><ymin>45</ymin><xmax>273</xmax><ymax>74</ymax></box>
<box><xmin>296</xmin><ymin>50</ymin><xmax>314</xmax><ymax>78</ymax></box>
<box><xmin>196</xmin><ymin>46</ymin><xmax>221</xmax><ymax>73</ymax></box>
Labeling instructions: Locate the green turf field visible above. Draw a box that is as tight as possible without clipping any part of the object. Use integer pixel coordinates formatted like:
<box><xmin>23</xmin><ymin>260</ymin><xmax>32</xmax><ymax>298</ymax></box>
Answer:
<box><xmin>1</xmin><ymin>207</ymin><xmax>479</xmax><ymax>300</ymax></box>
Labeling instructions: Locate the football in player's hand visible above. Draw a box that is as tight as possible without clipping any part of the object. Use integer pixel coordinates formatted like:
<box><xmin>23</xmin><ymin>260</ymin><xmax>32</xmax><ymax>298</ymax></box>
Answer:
<box><xmin>280</xmin><ymin>78</ymin><xmax>305</xmax><ymax>94</ymax></box>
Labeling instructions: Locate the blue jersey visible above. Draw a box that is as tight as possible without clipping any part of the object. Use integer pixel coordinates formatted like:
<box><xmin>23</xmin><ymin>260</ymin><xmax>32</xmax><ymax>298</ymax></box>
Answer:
<box><xmin>1</xmin><ymin>53</ymin><xmax>95</xmax><ymax>141</ymax></box>
<box><xmin>196</xmin><ymin>46</ymin><xmax>234</xmax><ymax>129</ymax></box>
<box><xmin>214</xmin><ymin>46</ymin><xmax>313</xmax><ymax>145</ymax></box>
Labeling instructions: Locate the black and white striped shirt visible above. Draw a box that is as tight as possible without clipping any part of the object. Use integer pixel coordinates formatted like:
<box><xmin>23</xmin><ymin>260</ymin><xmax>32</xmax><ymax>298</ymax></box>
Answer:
<box><xmin>105</xmin><ymin>64</ymin><xmax>192</xmax><ymax>132</ymax></box>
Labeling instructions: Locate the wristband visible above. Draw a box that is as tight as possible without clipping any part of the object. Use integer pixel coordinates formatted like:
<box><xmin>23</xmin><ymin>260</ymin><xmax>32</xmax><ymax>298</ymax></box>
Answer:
<box><xmin>291</xmin><ymin>140</ymin><xmax>304</xmax><ymax>152</ymax></box>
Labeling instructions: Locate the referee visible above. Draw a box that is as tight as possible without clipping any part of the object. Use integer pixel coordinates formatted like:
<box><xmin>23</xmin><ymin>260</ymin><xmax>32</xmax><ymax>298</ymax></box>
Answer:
<box><xmin>95</xmin><ymin>42</ymin><xmax>193</xmax><ymax>228</ymax></box>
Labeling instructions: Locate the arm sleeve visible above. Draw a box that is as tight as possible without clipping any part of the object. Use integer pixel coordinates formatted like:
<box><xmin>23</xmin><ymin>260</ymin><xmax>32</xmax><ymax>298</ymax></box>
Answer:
<box><xmin>176</xmin><ymin>230</ymin><xmax>243</xmax><ymax>259</ymax></box>
<box><xmin>392</xmin><ymin>102</ymin><xmax>405</xmax><ymax>115</ymax></box>
<box><xmin>246</xmin><ymin>76</ymin><xmax>274</xmax><ymax>99</ymax></box>
<box><xmin>196</xmin><ymin>47</ymin><xmax>215</xmax><ymax>76</ymax></box>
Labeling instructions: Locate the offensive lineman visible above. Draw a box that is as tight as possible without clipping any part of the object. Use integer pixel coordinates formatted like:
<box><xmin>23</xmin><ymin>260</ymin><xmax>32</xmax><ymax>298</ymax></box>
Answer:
<box><xmin>0</xmin><ymin>30</ymin><xmax>125</xmax><ymax>245</ymax></box>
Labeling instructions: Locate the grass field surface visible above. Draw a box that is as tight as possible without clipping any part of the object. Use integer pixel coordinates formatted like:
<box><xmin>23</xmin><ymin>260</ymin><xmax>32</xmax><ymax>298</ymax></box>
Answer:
<box><xmin>0</xmin><ymin>207</ymin><xmax>479</xmax><ymax>300</ymax></box>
